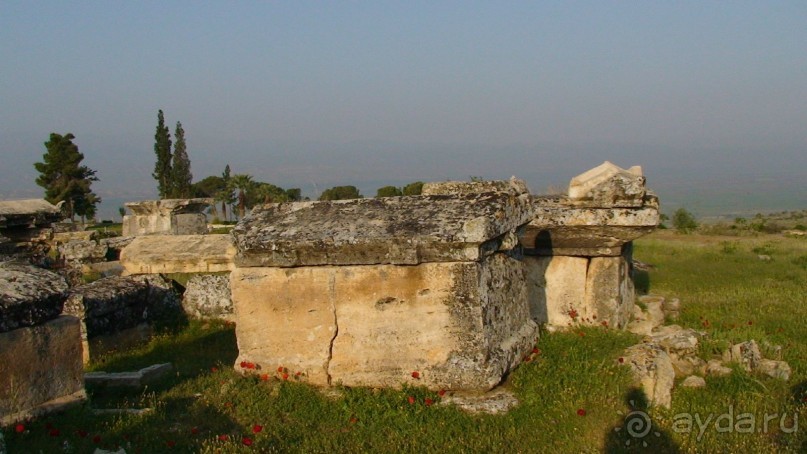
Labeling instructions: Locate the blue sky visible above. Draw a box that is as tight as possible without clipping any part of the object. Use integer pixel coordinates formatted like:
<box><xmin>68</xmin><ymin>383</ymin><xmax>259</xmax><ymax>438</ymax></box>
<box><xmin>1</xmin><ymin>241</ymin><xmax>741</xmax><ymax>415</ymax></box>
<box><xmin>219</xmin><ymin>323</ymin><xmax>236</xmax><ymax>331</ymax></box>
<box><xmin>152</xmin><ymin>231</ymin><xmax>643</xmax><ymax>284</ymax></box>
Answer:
<box><xmin>2</xmin><ymin>1</ymin><xmax>806</xmax><ymax>218</ymax></box>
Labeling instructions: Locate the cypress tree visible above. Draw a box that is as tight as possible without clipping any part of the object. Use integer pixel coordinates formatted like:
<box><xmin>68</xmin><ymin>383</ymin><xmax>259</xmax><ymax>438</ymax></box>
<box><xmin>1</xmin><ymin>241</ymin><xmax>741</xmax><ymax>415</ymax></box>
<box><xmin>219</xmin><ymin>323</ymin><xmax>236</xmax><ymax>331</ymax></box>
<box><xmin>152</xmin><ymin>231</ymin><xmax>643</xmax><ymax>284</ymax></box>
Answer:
<box><xmin>152</xmin><ymin>109</ymin><xmax>173</xmax><ymax>198</ymax></box>
<box><xmin>169</xmin><ymin>121</ymin><xmax>192</xmax><ymax>198</ymax></box>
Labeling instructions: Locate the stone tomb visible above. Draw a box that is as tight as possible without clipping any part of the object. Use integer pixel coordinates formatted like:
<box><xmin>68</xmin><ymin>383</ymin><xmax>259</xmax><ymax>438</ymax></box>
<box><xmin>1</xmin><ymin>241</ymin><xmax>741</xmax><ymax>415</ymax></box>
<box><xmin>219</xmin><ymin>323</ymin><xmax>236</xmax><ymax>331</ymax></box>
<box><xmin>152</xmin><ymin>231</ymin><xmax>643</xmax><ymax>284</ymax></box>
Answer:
<box><xmin>122</xmin><ymin>198</ymin><xmax>213</xmax><ymax>237</ymax></box>
<box><xmin>521</xmin><ymin>162</ymin><xmax>659</xmax><ymax>329</ymax></box>
<box><xmin>0</xmin><ymin>261</ymin><xmax>84</xmax><ymax>424</ymax></box>
<box><xmin>231</xmin><ymin>190</ymin><xmax>539</xmax><ymax>391</ymax></box>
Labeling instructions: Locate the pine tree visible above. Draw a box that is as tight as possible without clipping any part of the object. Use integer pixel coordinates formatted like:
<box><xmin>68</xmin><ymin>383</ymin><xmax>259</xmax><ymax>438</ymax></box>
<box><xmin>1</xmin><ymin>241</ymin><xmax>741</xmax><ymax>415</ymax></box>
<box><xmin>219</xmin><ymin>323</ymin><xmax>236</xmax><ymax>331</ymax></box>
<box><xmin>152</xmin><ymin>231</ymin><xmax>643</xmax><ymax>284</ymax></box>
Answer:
<box><xmin>152</xmin><ymin>109</ymin><xmax>173</xmax><ymax>198</ymax></box>
<box><xmin>34</xmin><ymin>133</ymin><xmax>101</xmax><ymax>222</ymax></box>
<box><xmin>169</xmin><ymin>121</ymin><xmax>192</xmax><ymax>198</ymax></box>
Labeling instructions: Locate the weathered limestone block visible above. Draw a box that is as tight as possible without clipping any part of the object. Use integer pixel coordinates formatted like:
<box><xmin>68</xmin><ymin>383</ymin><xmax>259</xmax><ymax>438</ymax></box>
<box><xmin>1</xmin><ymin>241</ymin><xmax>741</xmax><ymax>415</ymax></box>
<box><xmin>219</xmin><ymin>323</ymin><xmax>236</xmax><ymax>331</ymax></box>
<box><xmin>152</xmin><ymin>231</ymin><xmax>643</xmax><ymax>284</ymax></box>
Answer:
<box><xmin>0</xmin><ymin>199</ymin><xmax>63</xmax><ymax>229</ymax></box>
<box><xmin>64</xmin><ymin>275</ymin><xmax>179</xmax><ymax>363</ymax></box>
<box><xmin>58</xmin><ymin>239</ymin><xmax>108</xmax><ymax>263</ymax></box>
<box><xmin>120</xmin><ymin>234</ymin><xmax>236</xmax><ymax>275</ymax></box>
<box><xmin>122</xmin><ymin>198</ymin><xmax>213</xmax><ymax>236</ymax></box>
<box><xmin>524</xmin><ymin>256</ymin><xmax>588</xmax><ymax>327</ymax></box>
<box><xmin>0</xmin><ymin>316</ymin><xmax>84</xmax><ymax>424</ymax></box>
<box><xmin>584</xmin><ymin>256</ymin><xmax>633</xmax><ymax>328</ymax></box>
<box><xmin>0</xmin><ymin>261</ymin><xmax>68</xmax><ymax>333</ymax></box>
<box><xmin>233</xmin><ymin>192</ymin><xmax>534</xmax><ymax>268</ymax></box>
<box><xmin>567</xmin><ymin>161</ymin><xmax>646</xmax><ymax>207</ymax></box>
<box><xmin>182</xmin><ymin>274</ymin><xmax>233</xmax><ymax>320</ymax></box>
<box><xmin>52</xmin><ymin>230</ymin><xmax>97</xmax><ymax>243</ymax></box>
<box><xmin>622</xmin><ymin>342</ymin><xmax>675</xmax><ymax>408</ymax></box>
<box><xmin>231</xmin><ymin>254</ymin><xmax>538</xmax><ymax>391</ymax></box>
<box><xmin>421</xmin><ymin>177</ymin><xmax>530</xmax><ymax>196</ymax></box>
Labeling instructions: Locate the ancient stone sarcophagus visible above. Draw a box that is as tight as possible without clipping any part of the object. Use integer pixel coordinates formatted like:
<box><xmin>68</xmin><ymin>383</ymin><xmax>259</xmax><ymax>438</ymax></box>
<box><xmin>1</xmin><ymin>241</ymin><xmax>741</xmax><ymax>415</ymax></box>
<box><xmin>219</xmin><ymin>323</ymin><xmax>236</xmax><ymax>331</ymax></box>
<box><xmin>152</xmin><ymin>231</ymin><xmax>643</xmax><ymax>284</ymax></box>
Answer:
<box><xmin>521</xmin><ymin>162</ymin><xmax>659</xmax><ymax>330</ymax></box>
<box><xmin>230</xmin><ymin>183</ymin><xmax>539</xmax><ymax>391</ymax></box>
<box><xmin>122</xmin><ymin>198</ymin><xmax>213</xmax><ymax>237</ymax></box>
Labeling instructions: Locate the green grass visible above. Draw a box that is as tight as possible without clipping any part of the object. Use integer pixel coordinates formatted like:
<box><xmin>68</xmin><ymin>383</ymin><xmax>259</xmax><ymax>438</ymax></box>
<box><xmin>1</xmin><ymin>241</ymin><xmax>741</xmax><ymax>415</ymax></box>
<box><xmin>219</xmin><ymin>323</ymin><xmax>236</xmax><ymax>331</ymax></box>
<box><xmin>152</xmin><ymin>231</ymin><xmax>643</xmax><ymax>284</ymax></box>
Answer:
<box><xmin>2</xmin><ymin>232</ymin><xmax>805</xmax><ymax>452</ymax></box>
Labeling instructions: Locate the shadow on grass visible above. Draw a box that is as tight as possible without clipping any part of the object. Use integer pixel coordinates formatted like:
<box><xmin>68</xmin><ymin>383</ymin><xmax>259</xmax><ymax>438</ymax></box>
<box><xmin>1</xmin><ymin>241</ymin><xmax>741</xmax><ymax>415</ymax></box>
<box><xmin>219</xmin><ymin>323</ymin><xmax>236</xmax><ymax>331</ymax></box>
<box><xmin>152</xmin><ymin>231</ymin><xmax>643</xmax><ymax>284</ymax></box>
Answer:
<box><xmin>604</xmin><ymin>388</ymin><xmax>679</xmax><ymax>453</ymax></box>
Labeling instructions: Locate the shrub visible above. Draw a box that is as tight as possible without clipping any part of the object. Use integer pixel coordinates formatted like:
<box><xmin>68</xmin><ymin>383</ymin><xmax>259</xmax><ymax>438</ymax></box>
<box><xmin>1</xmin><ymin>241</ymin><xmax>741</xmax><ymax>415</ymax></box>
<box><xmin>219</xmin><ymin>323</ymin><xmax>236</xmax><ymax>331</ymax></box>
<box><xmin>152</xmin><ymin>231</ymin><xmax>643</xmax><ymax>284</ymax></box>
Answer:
<box><xmin>672</xmin><ymin>208</ymin><xmax>698</xmax><ymax>234</ymax></box>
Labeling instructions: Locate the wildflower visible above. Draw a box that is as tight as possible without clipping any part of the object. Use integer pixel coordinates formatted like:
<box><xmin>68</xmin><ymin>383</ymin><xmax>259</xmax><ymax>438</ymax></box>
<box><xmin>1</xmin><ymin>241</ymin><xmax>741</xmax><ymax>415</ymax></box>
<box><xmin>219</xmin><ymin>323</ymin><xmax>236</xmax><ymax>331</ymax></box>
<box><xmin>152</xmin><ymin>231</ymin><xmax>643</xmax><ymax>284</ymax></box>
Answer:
<box><xmin>618</xmin><ymin>357</ymin><xmax>624</xmax><ymax>364</ymax></box>
<box><xmin>532</xmin><ymin>347</ymin><xmax>541</xmax><ymax>355</ymax></box>
<box><xmin>578</xmin><ymin>331</ymin><xmax>586</xmax><ymax>337</ymax></box>
<box><xmin>77</xmin><ymin>430</ymin><xmax>88</xmax><ymax>438</ymax></box>
<box><xmin>349</xmin><ymin>417</ymin><xmax>358</xmax><ymax>424</ymax></box>
<box><xmin>167</xmin><ymin>440</ymin><xmax>176</xmax><ymax>447</ymax></box>
<box><xmin>242</xmin><ymin>436</ymin><xmax>253</xmax><ymax>446</ymax></box>
<box><xmin>282</xmin><ymin>373</ymin><xmax>289</xmax><ymax>380</ymax></box>
<box><xmin>14</xmin><ymin>423</ymin><xmax>24</xmax><ymax>433</ymax></box>
<box><xmin>49</xmin><ymin>429</ymin><xmax>60</xmax><ymax>437</ymax></box>
<box><xmin>260</xmin><ymin>374</ymin><xmax>269</xmax><ymax>381</ymax></box>
<box><xmin>438</xmin><ymin>389</ymin><xmax>446</xmax><ymax>397</ymax></box>
<box><xmin>252</xmin><ymin>425</ymin><xmax>263</xmax><ymax>434</ymax></box>
<box><xmin>277</xmin><ymin>366</ymin><xmax>285</xmax><ymax>373</ymax></box>
<box><xmin>218</xmin><ymin>434</ymin><xmax>229</xmax><ymax>441</ymax></box>
<box><xmin>425</xmin><ymin>398</ymin><xmax>434</xmax><ymax>406</ymax></box>
<box><xmin>211</xmin><ymin>367</ymin><xmax>218</xmax><ymax>372</ymax></box>
<box><xmin>93</xmin><ymin>435</ymin><xmax>101</xmax><ymax>444</ymax></box>
<box><xmin>407</xmin><ymin>396</ymin><xmax>415</xmax><ymax>405</ymax></box>
<box><xmin>568</xmin><ymin>309</ymin><xmax>578</xmax><ymax>320</ymax></box>
<box><xmin>577</xmin><ymin>408</ymin><xmax>586</xmax><ymax>416</ymax></box>
<box><xmin>748</xmin><ymin>321</ymin><xmax>753</xmax><ymax>326</ymax></box>
<box><xmin>411</xmin><ymin>371</ymin><xmax>420</xmax><ymax>379</ymax></box>
<box><xmin>191</xmin><ymin>427</ymin><xmax>199</xmax><ymax>435</ymax></box>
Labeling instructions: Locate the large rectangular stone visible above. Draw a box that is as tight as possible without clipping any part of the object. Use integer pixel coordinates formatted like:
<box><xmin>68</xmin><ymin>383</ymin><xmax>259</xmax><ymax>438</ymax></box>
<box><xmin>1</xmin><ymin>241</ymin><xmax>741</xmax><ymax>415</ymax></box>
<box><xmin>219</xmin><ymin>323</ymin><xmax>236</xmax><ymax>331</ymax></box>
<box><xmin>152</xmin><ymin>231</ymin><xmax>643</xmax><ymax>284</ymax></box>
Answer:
<box><xmin>120</xmin><ymin>234</ymin><xmax>236</xmax><ymax>275</ymax></box>
<box><xmin>524</xmin><ymin>256</ymin><xmax>589</xmax><ymax>327</ymax></box>
<box><xmin>231</xmin><ymin>253</ymin><xmax>538</xmax><ymax>391</ymax></box>
<box><xmin>233</xmin><ymin>192</ymin><xmax>534</xmax><ymax>267</ymax></box>
<box><xmin>0</xmin><ymin>316</ymin><xmax>85</xmax><ymax>423</ymax></box>
<box><xmin>585</xmin><ymin>256</ymin><xmax>634</xmax><ymax>329</ymax></box>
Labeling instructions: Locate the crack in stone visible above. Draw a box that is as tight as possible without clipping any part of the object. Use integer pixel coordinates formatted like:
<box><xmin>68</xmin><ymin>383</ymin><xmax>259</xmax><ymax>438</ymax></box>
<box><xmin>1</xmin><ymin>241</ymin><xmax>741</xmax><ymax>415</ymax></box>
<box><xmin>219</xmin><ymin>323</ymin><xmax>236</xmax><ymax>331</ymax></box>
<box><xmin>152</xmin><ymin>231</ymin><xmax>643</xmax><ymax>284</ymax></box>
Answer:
<box><xmin>326</xmin><ymin>274</ymin><xmax>338</xmax><ymax>385</ymax></box>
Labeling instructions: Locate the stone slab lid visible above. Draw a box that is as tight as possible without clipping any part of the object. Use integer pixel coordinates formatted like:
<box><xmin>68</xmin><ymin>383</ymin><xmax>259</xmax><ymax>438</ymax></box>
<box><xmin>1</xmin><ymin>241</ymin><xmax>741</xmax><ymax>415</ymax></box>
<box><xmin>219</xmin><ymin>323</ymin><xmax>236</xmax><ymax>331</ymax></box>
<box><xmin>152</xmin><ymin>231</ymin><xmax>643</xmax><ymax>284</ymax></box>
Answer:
<box><xmin>0</xmin><ymin>261</ymin><xmax>68</xmax><ymax>332</ymax></box>
<box><xmin>124</xmin><ymin>198</ymin><xmax>213</xmax><ymax>216</ymax></box>
<box><xmin>0</xmin><ymin>199</ymin><xmax>63</xmax><ymax>227</ymax></box>
<box><xmin>567</xmin><ymin>161</ymin><xmax>646</xmax><ymax>207</ymax></box>
<box><xmin>233</xmin><ymin>191</ymin><xmax>534</xmax><ymax>267</ymax></box>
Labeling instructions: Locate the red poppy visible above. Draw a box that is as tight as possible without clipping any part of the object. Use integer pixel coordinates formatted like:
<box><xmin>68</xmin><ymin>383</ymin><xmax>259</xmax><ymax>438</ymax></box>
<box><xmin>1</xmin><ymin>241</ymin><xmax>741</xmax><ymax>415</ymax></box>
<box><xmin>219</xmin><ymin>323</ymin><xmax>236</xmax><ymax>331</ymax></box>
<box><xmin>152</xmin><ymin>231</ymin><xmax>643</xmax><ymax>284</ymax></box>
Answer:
<box><xmin>167</xmin><ymin>440</ymin><xmax>176</xmax><ymax>448</ymax></box>
<box><xmin>260</xmin><ymin>374</ymin><xmax>269</xmax><ymax>381</ymax></box>
<box><xmin>295</xmin><ymin>371</ymin><xmax>301</xmax><ymax>376</ymax></box>
<box><xmin>532</xmin><ymin>347</ymin><xmax>541</xmax><ymax>354</ymax></box>
<box><xmin>411</xmin><ymin>371</ymin><xmax>420</xmax><ymax>379</ymax></box>
<box><xmin>252</xmin><ymin>425</ymin><xmax>263</xmax><ymax>434</ymax></box>
<box><xmin>49</xmin><ymin>429</ymin><xmax>60</xmax><ymax>437</ymax></box>
<box><xmin>568</xmin><ymin>309</ymin><xmax>579</xmax><ymax>319</ymax></box>
<box><xmin>211</xmin><ymin>367</ymin><xmax>218</xmax><ymax>372</ymax></box>
<box><xmin>191</xmin><ymin>427</ymin><xmax>199</xmax><ymax>435</ymax></box>
<box><xmin>601</xmin><ymin>321</ymin><xmax>609</xmax><ymax>327</ymax></box>
<box><xmin>407</xmin><ymin>396</ymin><xmax>415</xmax><ymax>405</ymax></box>
<box><xmin>349</xmin><ymin>417</ymin><xmax>358</xmax><ymax>424</ymax></box>
<box><xmin>523</xmin><ymin>356</ymin><xmax>531</xmax><ymax>362</ymax></box>
<box><xmin>240</xmin><ymin>361</ymin><xmax>247</xmax><ymax>368</ymax></box>
<box><xmin>578</xmin><ymin>331</ymin><xmax>586</xmax><ymax>337</ymax></box>
<box><xmin>748</xmin><ymin>321</ymin><xmax>753</xmax><ymax>326</ymax></box>
<box><xmin>93</xmin><ymin>435</ymin><xmax>101</xmax><ymax>444</ymax></box>
<box><xmin>282</xmin><ymin>373</ymin><xmax>289</xmax><ymax>380</ymax></box>
<box><xmin>218</xmin><ymin>434</ymin><xmax>229</xmax><ymax>441</ymax></box>
<box><xmin>14</xmin><ymin>424</ymin><xmax>24</xmax><ymax>433</ymax></box>
<box><xmin>425</xmin><ymin>398</ymin><xmax>434</xmax><ymax>406</ymax></box>
<box><xmin>242</xmin><ymin>436</ymin><xmax>253</xmax><ymax>446</ymax></box>
<box><xmin>577</xmin><ymin>408</ymin><xmax>586</xmax><ymax>416</ymax></box>
<box><xmin>77</xmin><ymin>430</ymin><xmax>88</xmax><ymax>438</ymax></box>
<box><xmin>618</xmin><ymin>357</ymin><xmax>624</xmax><ymax>364</ymax></box>
<box><xmin>438</xmin><ymin>389</ymin><xmax>446</xmax><ymax>397</ymax></box>
<box><xmin>277</xmin><ymin>366</ymin><xmax>285</xmax><ymax>373</ymax></box>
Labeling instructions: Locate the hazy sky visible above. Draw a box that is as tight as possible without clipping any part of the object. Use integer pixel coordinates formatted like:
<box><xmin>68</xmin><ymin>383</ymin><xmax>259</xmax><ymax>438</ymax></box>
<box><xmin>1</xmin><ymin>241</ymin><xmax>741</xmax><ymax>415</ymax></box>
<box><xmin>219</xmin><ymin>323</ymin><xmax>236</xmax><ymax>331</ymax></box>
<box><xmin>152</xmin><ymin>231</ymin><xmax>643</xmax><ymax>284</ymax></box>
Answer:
<box><xmin>2</xmin><ymin>1</ymin><xmax>806</xmax><ymax>217</ymax></box>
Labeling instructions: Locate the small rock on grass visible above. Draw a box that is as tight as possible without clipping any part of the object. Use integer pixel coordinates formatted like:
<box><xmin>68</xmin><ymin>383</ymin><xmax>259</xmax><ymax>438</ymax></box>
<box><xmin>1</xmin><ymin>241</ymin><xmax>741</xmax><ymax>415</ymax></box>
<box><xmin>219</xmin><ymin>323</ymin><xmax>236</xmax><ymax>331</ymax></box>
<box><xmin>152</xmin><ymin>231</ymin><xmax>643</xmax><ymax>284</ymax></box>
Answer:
<box><xmin>681</xmin><ymin>376</ymin><xmax>706</xmax><ymax>388</ymax></box>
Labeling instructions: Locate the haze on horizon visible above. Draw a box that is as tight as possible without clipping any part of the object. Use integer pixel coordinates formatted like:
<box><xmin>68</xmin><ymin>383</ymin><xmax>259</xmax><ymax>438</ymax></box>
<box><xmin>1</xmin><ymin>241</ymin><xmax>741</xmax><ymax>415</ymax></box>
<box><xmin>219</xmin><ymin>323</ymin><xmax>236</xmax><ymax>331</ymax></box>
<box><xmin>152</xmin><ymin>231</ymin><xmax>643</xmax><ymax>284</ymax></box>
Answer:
<box><xmin>2</xmin><ymin>1</ymin><xmax>806</xmax><ymax>219</ymax></box>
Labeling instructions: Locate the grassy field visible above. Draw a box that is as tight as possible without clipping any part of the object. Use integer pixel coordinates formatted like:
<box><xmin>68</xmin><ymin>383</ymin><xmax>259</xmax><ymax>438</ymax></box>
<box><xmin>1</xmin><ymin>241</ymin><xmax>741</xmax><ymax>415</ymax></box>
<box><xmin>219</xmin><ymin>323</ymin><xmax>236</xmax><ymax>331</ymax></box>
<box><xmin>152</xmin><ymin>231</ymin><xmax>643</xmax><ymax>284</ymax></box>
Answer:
<box><xmin>2</xmin><ymin>232</ymin><xmax>805</xmax><ymax>453</ymax></box>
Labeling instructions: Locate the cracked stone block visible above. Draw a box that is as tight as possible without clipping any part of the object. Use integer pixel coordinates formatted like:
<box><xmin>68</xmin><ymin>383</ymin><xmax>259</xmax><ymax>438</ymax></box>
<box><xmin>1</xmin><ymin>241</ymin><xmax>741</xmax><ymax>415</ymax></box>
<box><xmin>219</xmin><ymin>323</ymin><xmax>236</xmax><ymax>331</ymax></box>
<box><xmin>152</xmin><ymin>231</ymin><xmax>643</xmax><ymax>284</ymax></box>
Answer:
<box><xmin>231</xmin><ymin>254</ymin><xmax>538</xmax><ymax>391</ymax></box>
<box><xmin>0</xmin><ymin>261</ymin><xmax>68</xmax><ymax>333</ymax></box>
<box><xmin>524</xmin><ymin>255</ymin><xmax>588</xmax><ymax>327</ymax></box>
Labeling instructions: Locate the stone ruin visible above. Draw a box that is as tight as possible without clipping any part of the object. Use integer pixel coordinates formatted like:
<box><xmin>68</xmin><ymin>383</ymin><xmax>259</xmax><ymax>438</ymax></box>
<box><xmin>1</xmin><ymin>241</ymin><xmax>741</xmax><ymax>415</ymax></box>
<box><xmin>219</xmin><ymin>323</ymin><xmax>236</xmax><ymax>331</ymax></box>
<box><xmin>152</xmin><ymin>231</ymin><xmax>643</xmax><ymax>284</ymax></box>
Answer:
<box><xmin>122</xmin><ymin>198</ymin><xmax>214</xmax><ymax>237</ymax></box>
<box><xmin>0</xmin><ymin>199</ymin><xmax>63</xmax><ymax>256</ymax></box>
<box><xmin>0</xmin><ymin>161</ymin><xmax>659</xmax><ymax>425</ymax></box>
<box><xmin>228</xmin><ymin>162</ymin><xmax>658</xmax><ymax>391</ymax></box>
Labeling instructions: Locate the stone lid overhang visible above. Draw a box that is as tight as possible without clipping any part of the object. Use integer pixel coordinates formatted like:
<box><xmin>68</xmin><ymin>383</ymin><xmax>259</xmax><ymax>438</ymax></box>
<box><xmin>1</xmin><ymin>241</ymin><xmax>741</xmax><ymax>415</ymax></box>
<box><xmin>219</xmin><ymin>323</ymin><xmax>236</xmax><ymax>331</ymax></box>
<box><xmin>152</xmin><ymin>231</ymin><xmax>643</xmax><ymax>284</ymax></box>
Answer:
<box><xmin>0</xmin><ymin>199</ymin><xmax>63</xmax><ymax>228</ymax></box>
<box><xmin>124</xmin><ymin>198</ymin><xmax>214</xmax><ymax>216</ymax></box>
<box><xmin>233</xmin><ymin>192</ymin><xmax>534</xmax><ymax>267</ymax></box>
<box><xmin>0</xmin><ymin>261</ymin><xmax>68</xmax><ymax>332</ymax></box>
<box><xmin>521</xmin><ymin>195</ymin><xmax>660</xmax><ymax>256</ymax></box>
